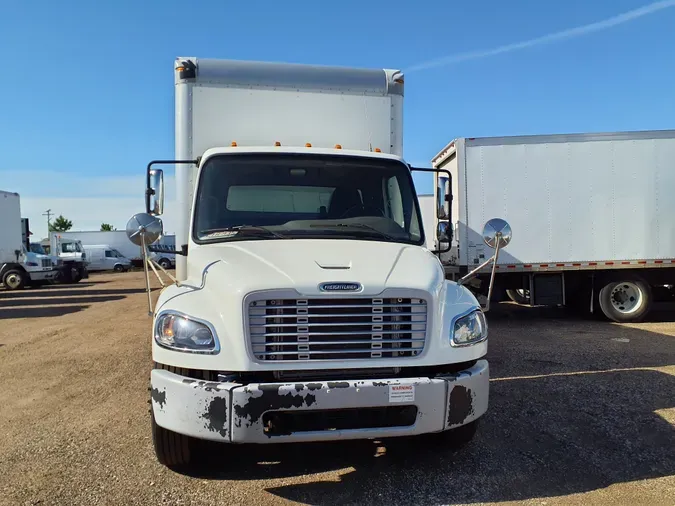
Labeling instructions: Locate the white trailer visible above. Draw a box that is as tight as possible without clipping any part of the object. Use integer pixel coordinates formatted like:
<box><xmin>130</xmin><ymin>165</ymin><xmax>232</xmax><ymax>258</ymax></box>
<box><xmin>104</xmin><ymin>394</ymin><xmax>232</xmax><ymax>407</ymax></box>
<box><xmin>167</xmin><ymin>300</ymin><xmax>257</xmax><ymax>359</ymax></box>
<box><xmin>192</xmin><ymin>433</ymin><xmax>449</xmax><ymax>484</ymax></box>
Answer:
<box><xmin>431</xmin><ymin>129</ymin><xmax>675</xmax><ymax>322</ymax></box>
<box><xmin>1</xmin><ymin>191</ymin><xmax>57</xmax><ymax>290</ymax></box>
<box><xmin>0</xmin><ymin>191</ymin><xmax>24</xmax><ymax>290</ymax></box>
<box><xmin>128</xmin><ymin>57</ymin><xmax>513</xmax><ymax>469</ymax></box>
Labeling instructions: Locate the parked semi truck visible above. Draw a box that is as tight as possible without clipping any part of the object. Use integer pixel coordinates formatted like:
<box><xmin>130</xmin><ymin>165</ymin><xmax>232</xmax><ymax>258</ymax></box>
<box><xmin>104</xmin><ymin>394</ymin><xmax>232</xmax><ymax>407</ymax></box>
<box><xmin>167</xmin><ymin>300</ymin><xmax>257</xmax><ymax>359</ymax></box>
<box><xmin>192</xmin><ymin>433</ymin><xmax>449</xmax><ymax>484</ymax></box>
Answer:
<box><xmin>128</xmin><ymin>57</ymin><xmax>512</xmax><ymax>468</ymax></box>
<box><xmin>431</xmin><ymin>129</ymin><xmax>675</xmax><ymax>323</ymax></box>
<box><xmin>1</xmin><ymin>191</ymin><xmax>57</xmax><ymax>290</ymax></box>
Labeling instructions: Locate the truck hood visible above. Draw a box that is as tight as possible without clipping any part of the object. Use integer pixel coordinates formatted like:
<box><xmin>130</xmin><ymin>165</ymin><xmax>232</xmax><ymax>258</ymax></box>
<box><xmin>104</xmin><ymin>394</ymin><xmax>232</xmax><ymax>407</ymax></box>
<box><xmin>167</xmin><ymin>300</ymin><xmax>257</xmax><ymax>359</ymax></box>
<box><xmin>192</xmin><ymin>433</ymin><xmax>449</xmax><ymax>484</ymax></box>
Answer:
<box><xmin>153</xmin><ymin>239</ymin><xmax>483</xmax><ymax>371</ymax></box>
<box><xmin>185</xmin><ymin>239</ymin><xmax>445</xmax><ymax>297</ymax></box>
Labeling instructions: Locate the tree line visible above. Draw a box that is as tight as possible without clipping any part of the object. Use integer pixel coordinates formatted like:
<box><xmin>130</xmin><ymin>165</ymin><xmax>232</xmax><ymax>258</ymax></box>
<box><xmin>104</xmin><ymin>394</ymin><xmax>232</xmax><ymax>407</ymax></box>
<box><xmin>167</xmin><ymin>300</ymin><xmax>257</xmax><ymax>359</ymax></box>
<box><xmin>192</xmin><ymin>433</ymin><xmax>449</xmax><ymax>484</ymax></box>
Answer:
<box><xmin>48</xmin><ymin>215</ymin><xmax>116</xmax><ymax>232</ymax></box>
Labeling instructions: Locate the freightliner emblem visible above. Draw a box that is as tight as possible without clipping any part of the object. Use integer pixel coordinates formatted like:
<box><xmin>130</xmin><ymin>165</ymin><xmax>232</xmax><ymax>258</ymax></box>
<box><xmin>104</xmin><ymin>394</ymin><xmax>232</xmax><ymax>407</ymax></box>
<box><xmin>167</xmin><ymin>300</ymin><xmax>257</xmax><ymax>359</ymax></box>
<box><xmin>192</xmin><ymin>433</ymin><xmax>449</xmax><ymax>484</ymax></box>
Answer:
<box><xmin>319</xmin><ymin>282</ymin><xmax>362</xmax><ymax>292</ymax></box>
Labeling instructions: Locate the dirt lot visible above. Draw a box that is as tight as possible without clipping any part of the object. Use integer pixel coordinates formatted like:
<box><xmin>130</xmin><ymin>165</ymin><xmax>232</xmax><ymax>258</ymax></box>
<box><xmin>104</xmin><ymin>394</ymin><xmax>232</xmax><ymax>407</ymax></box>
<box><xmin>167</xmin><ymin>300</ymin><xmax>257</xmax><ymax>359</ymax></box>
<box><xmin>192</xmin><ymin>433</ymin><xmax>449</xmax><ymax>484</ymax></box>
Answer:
<box><xmin>0</xmin><ymin>272</ymin><xmax>673</xmax><ymax>506</ymax></box>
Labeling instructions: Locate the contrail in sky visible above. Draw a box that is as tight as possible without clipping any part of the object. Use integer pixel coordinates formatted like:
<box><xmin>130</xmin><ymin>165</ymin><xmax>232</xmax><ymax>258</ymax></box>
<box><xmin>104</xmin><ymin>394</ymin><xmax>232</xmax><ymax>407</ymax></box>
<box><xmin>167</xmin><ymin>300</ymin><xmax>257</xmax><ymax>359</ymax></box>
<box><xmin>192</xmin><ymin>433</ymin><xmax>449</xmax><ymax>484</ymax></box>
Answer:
<box><xmin>408</xmin><ymin>0</ymin><xmax>675</xmax><ymax>72</ymax></box>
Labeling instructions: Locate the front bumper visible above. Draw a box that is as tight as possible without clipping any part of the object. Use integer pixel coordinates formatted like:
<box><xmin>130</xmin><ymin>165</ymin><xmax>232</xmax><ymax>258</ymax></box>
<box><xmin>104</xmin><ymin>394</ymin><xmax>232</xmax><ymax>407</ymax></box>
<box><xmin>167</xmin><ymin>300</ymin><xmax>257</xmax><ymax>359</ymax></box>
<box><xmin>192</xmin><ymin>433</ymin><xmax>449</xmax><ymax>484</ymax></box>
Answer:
<box><xmin>27</xmin><ymin>270</ymin><xmax>57</xmax><ymax>281</ymax></box>
<box><xmin>150</xmin><ymin>360</ymin><xmax>489</xmax><ymax>443</ymax></box>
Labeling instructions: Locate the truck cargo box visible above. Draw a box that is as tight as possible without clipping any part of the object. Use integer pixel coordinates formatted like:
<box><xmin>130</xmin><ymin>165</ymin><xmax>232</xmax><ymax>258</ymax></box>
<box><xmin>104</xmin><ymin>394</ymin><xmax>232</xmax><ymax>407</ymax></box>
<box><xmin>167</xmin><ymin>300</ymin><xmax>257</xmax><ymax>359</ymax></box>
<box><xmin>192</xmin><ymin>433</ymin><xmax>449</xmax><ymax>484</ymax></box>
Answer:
<box><xmin>433</xmin><ymin>129</ymin><xmax>675</xmax><ymax>271</ymax></box>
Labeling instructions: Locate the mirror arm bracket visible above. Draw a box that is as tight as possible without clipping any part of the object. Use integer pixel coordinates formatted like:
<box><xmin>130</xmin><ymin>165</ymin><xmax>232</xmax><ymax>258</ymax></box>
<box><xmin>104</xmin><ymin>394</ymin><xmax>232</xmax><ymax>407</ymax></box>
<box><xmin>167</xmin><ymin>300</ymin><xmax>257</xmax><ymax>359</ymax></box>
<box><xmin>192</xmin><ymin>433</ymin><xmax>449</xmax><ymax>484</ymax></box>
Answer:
<box><xmin>145</xmin><ymin>159</ymin><xmax>198</xmax><ymax>214</ymax></box>
<box><xmin>147</xmin><ymin>244</ymin><xmax>188</xmax><ymax>257</ymax></box>
<box><xmin>457</xmin><ymin>232</ymin><xmax>505</xmax><ymax>312</ymax></box>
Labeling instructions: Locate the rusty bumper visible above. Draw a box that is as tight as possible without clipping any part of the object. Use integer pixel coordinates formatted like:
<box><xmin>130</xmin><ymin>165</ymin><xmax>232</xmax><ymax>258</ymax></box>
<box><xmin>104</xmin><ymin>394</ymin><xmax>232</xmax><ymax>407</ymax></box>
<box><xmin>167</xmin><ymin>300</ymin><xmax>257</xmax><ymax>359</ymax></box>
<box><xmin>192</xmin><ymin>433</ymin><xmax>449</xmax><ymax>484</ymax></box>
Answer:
<box><xmin>150</xmin><ymin>360</ymin><xmax>489</xmax><ymax>444</ymax></box>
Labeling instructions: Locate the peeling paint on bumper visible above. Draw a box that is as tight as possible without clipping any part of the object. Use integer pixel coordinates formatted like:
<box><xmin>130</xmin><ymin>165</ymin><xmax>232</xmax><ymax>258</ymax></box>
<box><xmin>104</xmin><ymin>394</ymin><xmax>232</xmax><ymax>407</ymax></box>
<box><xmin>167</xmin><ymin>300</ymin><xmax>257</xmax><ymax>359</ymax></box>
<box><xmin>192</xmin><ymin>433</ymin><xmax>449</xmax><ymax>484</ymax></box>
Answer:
<box><xmin>150</xmin><ymin>360</ymin><xmax>489</xmax><ymax>444</ymax></box>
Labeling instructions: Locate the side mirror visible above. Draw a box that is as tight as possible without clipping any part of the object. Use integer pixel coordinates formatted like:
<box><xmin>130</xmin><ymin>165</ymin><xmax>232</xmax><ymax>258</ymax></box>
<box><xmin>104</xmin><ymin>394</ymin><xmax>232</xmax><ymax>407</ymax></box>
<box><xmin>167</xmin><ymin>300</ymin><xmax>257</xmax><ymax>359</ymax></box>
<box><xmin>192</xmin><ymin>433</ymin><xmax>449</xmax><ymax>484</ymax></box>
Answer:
<box><xmin>126</xmin><ymin>213</ymin><xmax>164</xmax><ymax>247</ymax></box>
<box><xmin>146</xmin><ymin>169</ymin><xmax>165</xmax><ymax>216</ymax></box>
<box><xmin>482</xmin><ymin>218</ymin><xmax>512</xmax><ymax>249</ymax></box>
<box><xmin>410</xmin><ymin>166</ymin><xmax>452</xmax><ymax>255</ymax></box>
<box><xmin>437</xmin><ymin>221</ymin><xmax>452</xmax><ymax>243</ymax></box>
<box><xmin>438</xmin><ymin>177</ymin><xmax>450</xmax><ymax>219</ymax></box>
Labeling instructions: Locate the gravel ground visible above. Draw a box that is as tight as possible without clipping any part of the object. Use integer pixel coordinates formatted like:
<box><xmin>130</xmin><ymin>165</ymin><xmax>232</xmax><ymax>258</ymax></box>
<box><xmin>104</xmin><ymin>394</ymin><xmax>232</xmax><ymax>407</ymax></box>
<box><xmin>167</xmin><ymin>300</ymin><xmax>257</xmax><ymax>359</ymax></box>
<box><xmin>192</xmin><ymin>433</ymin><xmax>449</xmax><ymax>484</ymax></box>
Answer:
<box><xmin>1</xmin><ymin>272</ymin><xmax>674</xmax><ymax>506</ymax></box>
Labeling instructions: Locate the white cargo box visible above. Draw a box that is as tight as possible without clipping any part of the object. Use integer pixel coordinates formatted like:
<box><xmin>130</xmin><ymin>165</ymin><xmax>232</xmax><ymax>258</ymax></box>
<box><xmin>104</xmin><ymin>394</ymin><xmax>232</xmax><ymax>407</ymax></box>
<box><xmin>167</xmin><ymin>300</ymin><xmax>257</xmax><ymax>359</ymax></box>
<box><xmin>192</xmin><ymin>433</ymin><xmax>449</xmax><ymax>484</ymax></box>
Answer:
<box><xmin>433</xmin><ymin>130</ymin><xmax>675</xmax><ymax>270</ymax></box>
<box><xmin>0</xmin><ymin>191</ymin><xmax>22</xmax><ymax>265</ymax></box>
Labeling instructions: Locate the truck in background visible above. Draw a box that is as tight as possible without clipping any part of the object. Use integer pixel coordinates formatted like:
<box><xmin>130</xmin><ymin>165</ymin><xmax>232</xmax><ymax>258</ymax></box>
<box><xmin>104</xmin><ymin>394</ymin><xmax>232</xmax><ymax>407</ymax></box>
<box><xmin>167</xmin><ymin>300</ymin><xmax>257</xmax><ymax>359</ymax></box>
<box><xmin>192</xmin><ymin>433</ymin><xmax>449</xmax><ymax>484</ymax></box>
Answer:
<box><xmin>49</xmin><ymin>232</ymin><xmax>89</xmax><ymax>283</ymax></box>
<box><xmin>48</xmin><ymin>230</ymin><xmax>143</xmax><ymax>263</ymax></box>
<box><xmin>1</xmin><ymin>191</ymin><xmax>57</xmax><ymax>290</ymax></box>
<box><xmin>149</xmin><ymin>234</ymin><xmax>176</xmax><ymax>269</ymax></box>
<box><xmin>431</xmin><ymin>129</ymin><xmax>675</xmax><ymax>323</ymax></box>
<box><xmin>128</xmin><ymin>57</ymin><xmax>512</xmax><ymax>469</ymax></box>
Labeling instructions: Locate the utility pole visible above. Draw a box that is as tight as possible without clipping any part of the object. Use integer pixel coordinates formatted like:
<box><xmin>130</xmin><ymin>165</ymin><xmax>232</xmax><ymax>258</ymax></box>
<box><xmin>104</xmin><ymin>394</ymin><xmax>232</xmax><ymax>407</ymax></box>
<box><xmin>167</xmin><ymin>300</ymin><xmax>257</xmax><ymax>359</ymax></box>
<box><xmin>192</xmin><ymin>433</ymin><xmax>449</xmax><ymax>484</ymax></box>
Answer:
<box><xmin>43</xmin><ymin>209</ymin><xmax>53</xmax><ymax>234</ymax></box>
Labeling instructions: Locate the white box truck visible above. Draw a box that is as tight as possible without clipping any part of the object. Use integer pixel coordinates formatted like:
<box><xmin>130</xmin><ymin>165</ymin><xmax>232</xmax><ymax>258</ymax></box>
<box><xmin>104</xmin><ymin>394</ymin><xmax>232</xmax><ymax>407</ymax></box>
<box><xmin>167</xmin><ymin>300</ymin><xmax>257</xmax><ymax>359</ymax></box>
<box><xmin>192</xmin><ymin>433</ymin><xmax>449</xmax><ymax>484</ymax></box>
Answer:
<box><xmin>51</xmin><ymin>230</ymin><xmax>143</xmax><ymax>263</ymax></box>
<box><xmin>431</xmin><ymin>130</ymin><xmax>675</xmax><ymax>323</ymax></box>
<box><xmin>1</xmin><ymin>191</ymin><xmax>57</xmax><ymax>290</ymax></box>
<box><xmin>49</xmin><ymin>232</ymin><xmax>89</xmax><ymax>283</ymax></box>
<box><xmin>129</xmin><ymin>57</ymin><xmax>513</xmax><ymax>468</ymax></box>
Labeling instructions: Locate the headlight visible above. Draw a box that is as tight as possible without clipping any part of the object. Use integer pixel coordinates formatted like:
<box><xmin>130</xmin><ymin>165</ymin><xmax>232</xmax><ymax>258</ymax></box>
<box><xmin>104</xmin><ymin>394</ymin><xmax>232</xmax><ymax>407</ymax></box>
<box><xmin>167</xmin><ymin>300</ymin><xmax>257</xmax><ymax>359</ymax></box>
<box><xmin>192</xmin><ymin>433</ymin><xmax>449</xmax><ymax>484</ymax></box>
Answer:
<box><xmin>154</xmin><ymin>311</ymin><xmax>219</xmax><ymax>353</ymax></box>
<box><xmin>452</xmin><ymin>309</ymin><xmax>488</xmax><ymax>346</ymax></box>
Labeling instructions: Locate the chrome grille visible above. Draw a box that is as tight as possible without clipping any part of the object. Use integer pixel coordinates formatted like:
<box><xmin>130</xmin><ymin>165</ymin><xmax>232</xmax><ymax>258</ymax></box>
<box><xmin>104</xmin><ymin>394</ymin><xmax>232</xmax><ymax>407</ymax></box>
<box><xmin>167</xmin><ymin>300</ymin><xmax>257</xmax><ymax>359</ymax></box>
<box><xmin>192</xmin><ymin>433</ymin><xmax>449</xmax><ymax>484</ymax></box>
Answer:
<box><xmin>41</xmin><ymin>258</ymin><xmax>52</xmax><ymax>268</ymax></box>
<box><xmin>248</xmin><ymin>297</ymin><xmax>428</xmax><ymax>361</ymax></box>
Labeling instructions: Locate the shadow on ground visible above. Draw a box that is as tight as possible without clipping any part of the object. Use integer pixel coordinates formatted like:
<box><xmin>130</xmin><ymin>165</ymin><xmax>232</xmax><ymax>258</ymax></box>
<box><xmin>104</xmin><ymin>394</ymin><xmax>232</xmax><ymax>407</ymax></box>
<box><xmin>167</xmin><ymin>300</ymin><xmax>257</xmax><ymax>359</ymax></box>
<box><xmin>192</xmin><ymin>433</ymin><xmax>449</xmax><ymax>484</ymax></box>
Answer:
<box><xmin>0</xmin><ymin>280</ymin><xmax>146</xmax><ymax>320</ymax></box>
<box><xmin>176</xmin><ymin>304</ymin><xmax>675</xmax><ymax>505</ymax></box>
<box><xmin>0</xmin><ymin>295</ymin><xmax>126</xmax><ymax>308</ymax></box>
<box><xmin>0</xmin><ymin>305</ymin><xmax>91</xmax><ymax>319</ymax></box>
<box><xmin>0</xmin><ymin>287</ymin><xmax>146</xmax><ymax>300</ymax></box>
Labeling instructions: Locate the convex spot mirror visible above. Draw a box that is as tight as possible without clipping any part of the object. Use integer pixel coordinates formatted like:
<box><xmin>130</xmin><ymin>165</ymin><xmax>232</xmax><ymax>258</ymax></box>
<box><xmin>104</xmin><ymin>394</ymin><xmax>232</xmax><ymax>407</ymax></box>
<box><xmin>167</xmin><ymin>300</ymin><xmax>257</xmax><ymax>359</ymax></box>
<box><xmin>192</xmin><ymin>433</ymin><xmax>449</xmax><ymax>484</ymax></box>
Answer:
<box><xmin>482</xmin><ymin>218</ymin><xmax>512</xmax><ymax>249</ymax></box>
<box><xmin>126</xmin><ymin>213</ymin><xmax>164</xmax><ymax>246</ymax></box>
<box><xmin>148</xmin><ymin>169</ymin><xmax>164</xmax><ymax>216</ymax></box>
<box><xmin>437</xmin><ymin>221</ymin><xmax>452</xmax><ymax>243</ymax></box>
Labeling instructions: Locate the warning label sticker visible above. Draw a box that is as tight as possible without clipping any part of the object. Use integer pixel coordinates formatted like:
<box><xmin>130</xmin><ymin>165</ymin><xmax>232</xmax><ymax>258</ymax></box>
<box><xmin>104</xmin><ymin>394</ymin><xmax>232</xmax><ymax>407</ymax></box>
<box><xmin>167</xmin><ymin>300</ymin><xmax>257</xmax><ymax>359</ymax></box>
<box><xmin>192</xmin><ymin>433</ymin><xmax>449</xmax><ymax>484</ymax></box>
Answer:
<box><xmin>388</xmin><ymin>384</ymin><xmax>415</xmax><ymax>403</ymax></box>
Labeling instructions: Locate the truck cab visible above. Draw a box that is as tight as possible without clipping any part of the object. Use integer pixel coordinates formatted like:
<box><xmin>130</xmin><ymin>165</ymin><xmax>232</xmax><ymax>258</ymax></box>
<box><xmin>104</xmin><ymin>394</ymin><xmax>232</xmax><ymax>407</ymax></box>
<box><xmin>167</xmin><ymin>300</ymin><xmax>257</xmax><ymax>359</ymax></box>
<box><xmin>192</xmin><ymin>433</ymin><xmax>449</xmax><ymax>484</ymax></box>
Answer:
<box><xmin>49</xmin><ymin>234</ymin><xmax>89</xmax><ymax>283</ymax></box>
<box><xmin>130</xmin><ymin>57</ymin><xmax>512</xmax><ymax>468</ymax></box>
<box><xmin>22</xmin><ymin>243</ymin><xmax>57</xmax><ymax>286</ymax></box>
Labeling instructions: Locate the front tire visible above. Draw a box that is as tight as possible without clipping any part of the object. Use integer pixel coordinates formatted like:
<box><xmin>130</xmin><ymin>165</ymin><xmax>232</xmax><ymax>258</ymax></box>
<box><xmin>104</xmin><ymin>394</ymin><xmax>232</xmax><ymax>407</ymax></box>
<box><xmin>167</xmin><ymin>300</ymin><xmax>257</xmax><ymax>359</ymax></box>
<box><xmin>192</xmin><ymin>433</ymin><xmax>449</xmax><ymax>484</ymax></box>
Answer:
<box><xmin>158</xmin><ymin>258</ymin><xmax>171</xmax><ymax>269</ymax></box>
<box><xmin>151</xmin><ymin>409</ymin><xmax>203</xmax><ymax>469</ymax></box>
<box><xmin>598</xmin><ymin>276</ymin><xmax>652</xmax><ymax>323</ymax></box>
<box><xmin>113</xmin><ymin>264</ymin><xmax>125</xmax><ymax>273</ymax></box>
<box><xmin>436</xmin><ymin>419</ymin><xmax>479</xmax><ymax>450</ymax></box>
<box><xmin>3</xmin><ymin>269</ymin><xmax>26</xmax><ymax>291</ymax></box>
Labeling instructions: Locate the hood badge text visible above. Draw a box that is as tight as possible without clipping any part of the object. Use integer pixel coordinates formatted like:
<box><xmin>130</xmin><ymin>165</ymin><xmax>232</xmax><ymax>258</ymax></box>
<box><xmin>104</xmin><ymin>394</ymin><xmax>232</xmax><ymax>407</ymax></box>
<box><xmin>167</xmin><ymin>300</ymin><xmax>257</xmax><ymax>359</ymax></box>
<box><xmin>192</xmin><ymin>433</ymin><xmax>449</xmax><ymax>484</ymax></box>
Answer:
<box><xmin>319</xmin><ymin>282</ymin><xmax>362</xmax><ymax>292</ymax></box>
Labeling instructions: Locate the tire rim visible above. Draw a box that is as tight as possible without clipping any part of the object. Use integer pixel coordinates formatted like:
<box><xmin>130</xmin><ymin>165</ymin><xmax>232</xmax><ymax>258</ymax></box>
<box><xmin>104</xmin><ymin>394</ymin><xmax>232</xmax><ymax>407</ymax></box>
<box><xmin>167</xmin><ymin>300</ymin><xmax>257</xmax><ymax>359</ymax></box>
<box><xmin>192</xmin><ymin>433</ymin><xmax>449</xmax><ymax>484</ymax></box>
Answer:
<box><xmin>610</xmin><ymin>282</ymin><xmax>643</xmax><ymax>314</ymax></box>
<box><xmin>5</xmin><ymin>273</ymin><xmax>22</xmax><ymax>289</ymax></box>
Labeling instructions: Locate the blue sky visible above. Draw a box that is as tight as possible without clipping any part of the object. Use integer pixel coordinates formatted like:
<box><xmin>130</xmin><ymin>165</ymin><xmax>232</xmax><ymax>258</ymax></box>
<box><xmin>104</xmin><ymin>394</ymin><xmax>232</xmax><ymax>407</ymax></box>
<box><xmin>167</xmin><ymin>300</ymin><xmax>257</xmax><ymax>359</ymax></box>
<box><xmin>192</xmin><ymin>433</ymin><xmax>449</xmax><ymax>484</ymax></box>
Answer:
<box><xmin>2</xmin><ymin>0</ymin><xmax>674</xmax><ymax>239</ymax></box>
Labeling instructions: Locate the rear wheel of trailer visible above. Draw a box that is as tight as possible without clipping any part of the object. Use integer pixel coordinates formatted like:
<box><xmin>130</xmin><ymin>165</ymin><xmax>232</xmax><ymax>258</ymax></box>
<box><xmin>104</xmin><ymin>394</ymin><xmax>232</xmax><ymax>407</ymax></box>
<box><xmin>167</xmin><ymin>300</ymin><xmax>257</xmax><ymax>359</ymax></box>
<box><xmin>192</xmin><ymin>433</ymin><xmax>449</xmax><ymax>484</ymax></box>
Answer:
<box><xmin>505</xmin><ymin>288</ymin><xmax>529</xmax><ymax>304</ymax></box>
<box><xmin>598</xmin><ymin>275</ymin><xmax>652</xmax><ymax>323</ymax></box>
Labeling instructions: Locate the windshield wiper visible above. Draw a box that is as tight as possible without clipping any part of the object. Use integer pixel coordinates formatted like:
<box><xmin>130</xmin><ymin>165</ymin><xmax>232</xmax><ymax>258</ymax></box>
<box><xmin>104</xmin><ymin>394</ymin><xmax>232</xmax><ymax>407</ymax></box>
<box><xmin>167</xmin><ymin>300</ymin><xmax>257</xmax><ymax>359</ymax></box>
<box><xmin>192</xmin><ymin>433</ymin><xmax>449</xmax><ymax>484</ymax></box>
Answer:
<box><xmin>199</xmin><ymin>225</ymin><xmax>285</xmax><ymax>239</ymax></box>
<box><xmin>313</xmin><ymin>223</ymin><xmax>399</xmax><ymax>241</ymax></box>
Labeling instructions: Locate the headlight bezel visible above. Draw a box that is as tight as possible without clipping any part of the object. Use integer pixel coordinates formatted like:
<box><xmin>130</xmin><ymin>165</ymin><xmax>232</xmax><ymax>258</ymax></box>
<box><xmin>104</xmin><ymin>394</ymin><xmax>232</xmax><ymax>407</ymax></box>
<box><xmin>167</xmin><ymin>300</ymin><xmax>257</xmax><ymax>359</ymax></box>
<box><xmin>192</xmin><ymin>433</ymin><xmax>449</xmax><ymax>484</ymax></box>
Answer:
<box><xmin>451</xmin><ymin>307</ymin><xmax>488</xmax><ymax>347</ymax></box>
<box><xmin>153</xmin><ymin>309</ymin><xmax>221</xmax><ymax>354</ymax></box>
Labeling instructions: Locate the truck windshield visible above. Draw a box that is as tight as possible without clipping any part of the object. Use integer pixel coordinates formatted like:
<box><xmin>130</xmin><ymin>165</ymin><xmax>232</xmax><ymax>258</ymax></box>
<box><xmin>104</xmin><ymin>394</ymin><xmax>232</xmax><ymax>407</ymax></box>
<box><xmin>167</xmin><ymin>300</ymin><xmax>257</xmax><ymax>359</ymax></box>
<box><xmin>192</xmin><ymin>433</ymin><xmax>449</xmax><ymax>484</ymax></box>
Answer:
<box><xmin>30</xmin><ymin>243</ymin><xmax>46</xmax><ymax>255</ymax></box>
<box><xmin>61</xmin><ymin>242</ymin><xmax>82</xmax><ymax>253</ymax></box>
<box><xmin>193</xmin><ymin>154</ymin><xmax>425</xmax><ymax>245</ymax></box>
